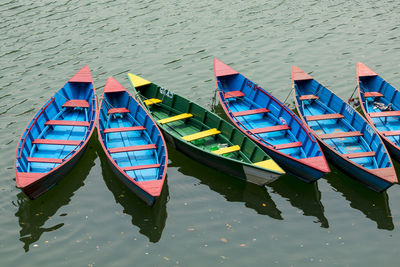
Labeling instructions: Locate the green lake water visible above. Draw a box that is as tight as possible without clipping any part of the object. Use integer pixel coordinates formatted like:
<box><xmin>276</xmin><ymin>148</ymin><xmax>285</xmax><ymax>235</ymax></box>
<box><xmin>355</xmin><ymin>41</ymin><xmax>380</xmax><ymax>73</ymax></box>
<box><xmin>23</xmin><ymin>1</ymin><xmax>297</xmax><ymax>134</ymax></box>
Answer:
<box><xmin>1</xmin><ymin>0</ymin><xmax>400</xmax><ymax>266</ymax></box>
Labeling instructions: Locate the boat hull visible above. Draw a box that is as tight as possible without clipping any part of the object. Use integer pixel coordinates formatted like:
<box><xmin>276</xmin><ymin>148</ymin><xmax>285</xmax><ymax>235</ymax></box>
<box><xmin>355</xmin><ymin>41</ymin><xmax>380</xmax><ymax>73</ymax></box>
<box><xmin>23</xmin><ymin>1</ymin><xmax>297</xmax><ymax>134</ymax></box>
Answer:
<box><xmin>103</xmin><ymin>151</ymin><xmax>157</xmax><ymax>206</ymax></box>
<box><xmin>21</xmin><ymin>142</ymin><xmax>89</xmax><ymax>199</ymax></box>
<box><xmin>321</xmin><ymin>143</ymin><xmax>392</xmax><ymax>192</ymax></box>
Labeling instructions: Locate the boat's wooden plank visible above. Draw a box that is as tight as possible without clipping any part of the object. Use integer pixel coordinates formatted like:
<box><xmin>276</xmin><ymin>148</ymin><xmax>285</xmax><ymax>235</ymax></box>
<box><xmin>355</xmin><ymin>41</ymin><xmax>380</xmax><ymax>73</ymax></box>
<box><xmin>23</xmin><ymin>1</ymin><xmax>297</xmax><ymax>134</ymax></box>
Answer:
<box><xmin>108</xmin><ymin>108</ymin><xmax>130</xmax><ymax>114</ymax></box>
<box><xmin>33</xmin><ymin>139</ymin><xmax>81</xmax><ymax>146</ymax></box>
<box><xmin>232</xmin><ymin>108</ymin><xmax>270</xmax><ymax>117</ymax></box>
<box><xmin>108</xmin><ymin>144</ymin><xmax>157</xmax><ymax>154</ymax></box>
<box><xmin>343</xmin><ymin>151</ymin><xmax>375</xmax><ymax>159</ymax></box>
<box><xmin>369</xmin><ymin>111</ymin><xmax>400</xmax><ymax>118</ymax></box>
<box><xmin>249</xmin><ymin>125</ymin><xmax>290</xmax><ymax>134</ymax></box>
<box><xmin>158</xmin><ymin>113</ymin><xmax>193</xmax><ymax>124</ymax></box>
<box><xmin>224</xmin><ymin>91</ymin><xmax>245</xmax><ymax>99</ymax></box>
<box><xmin>364</xmin><ymin>92</ymin><xmax>383</xmax><ymax>98</ymax></box>
<box><xmin>45</xmin><ymin>120</ymin><xmax>90</xmax><ymax>127</ymax></box>
<box><xmin>122</xmin><ymin>163</ymin><xmax>161</xmax><ymax>171</ymax></box>
<box><xmin>319</xmin><ymin>131</ymin><xmax>363</xmax><ymax>139</ymax></box>
<box><xmin>103</xmin><ymin>126</ymin><xmax>145</xmax><ymax>133</ymax></box>
<box><xmin>305</xmin><ymin>113</ymin><xmax>344</xmax><ymax>121</ymax></box>
<box><xmin>273</xmin><ymin>141</ymin><xmax>302</xmax><ymax>150</ymax></box>
<box><xmin>212</xmin><ymin>145</ymin><xmax>240</xmax><ymax>155</ymax></box>
<box><xmin>144</xmin><ymin>98</ymin><xmax>162</xmax><ymax>106</ymax></box>
<box><xmin>381</xmin><ymin>130</ymin><xmax>400</xmax><ymax>137</ymax></box>
<box><xmin>299</xmin><ymin>94</ymin><xmax>319</xmax><ymax>101</ymax></box>
<box><xmin>27</xmin><ymin>157</ymin><xmax>63</xmax><ymax>164</ymax></box>
<box><xmin>16</xmin><ymin>172</ymin><xmax>45</xmax><ymax>178</ymax></box>
<box><xmin>182</xmin><ymin>128</ymin><xmax>221</xmax><ymax>142</ymax></box>
<box><xmin>62</xmin><ymin>99</ymin><xmax>89</xmax><ymax>108</ymax></box>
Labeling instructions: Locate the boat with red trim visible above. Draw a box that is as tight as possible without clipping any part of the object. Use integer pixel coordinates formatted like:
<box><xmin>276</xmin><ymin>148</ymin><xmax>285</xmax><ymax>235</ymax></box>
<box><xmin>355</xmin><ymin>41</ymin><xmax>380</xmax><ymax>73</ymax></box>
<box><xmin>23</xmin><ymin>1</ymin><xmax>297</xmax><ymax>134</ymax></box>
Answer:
<box><xmin>213</xmin><ymin>58</ymin><xmax>329</xmax><ymax>182</ymax></box>
<box><xmin>357</xmin><ymin>62</ymin><xmax>400</xmax><ymax>162</ymax></box>
<box><xmin>15</xmin><ymin>65</ymin><xmax>97</xmax><ymax>199</ymax></box>
<box><xmin>293</xmin><ymin>65</ymin><xmax>397</xmax><ymax>192</ymax></box>
<box><xmin>97</xmin><ymin>77</ymin><xmax>167</xmax><ymax>206</ymax></box>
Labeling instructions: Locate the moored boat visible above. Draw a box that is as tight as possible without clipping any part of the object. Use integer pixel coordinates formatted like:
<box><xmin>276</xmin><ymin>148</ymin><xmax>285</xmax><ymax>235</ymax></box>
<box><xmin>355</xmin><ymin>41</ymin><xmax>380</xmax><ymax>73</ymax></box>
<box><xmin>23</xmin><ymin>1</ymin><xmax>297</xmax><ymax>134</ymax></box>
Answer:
<box><xmin>213</xmin><ymin>58</ymin><xmax>329</xmax><ymax>182</ymax></box>
<box><xmin>15</xmin><ymin>65</ymin><xmax>97</xmax><ymax>199</ymax></box>
<box><xmin>293</xmin><ymin>65</ymin><xmax>397</xmax><ymax>192</ymax></box>
<box><xmin>97</xmin><ymin>77</ymin><xmax>167</xmax><ymax>206</ymax></box>
<box><xmin>127</xmin><ymin>73</ymin><xmax>285</xmax><ymax>186</ymax></box>
<box><xmin>357</xmin><ymin>62</ymin><xmax>400</xmax><ymax>161</ymax></box>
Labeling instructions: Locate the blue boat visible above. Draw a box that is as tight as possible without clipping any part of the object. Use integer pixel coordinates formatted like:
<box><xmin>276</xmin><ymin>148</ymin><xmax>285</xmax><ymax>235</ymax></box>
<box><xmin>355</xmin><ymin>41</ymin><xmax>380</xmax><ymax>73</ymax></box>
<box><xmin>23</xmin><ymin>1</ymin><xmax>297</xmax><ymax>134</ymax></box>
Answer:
<box><xmin>357</xmin><ymin>62</ymin><xmax>400</xmax><ymax>161</ymax></box>
<box><xmin>213</xmin><ymin>58</ymin><xmax>330</xmax><ymax>182</ymax></box>
<box><xmin>15</xmin><ymin>65</ymin><xmax>97</xmax><ymax>199</ymax></box>
<box><xmin>97</xmin><ymin>77</ymin><xmax>168</xmax><ymax>206</ymax></box>
<box><xmin>293</xmin><ymin>65</ymin><xmax>397</xmax><ymax>192</ymax></box>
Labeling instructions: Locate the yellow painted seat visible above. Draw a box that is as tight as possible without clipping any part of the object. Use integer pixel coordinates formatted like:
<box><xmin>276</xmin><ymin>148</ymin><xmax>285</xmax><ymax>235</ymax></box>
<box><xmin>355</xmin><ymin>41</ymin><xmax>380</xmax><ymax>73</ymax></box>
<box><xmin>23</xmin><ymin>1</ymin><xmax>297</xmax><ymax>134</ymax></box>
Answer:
<box><xmin>144</xmin><ymin>98</ymin><xmax>162</xmax><ymax>106</ymax></box>
<box><xmin>253</xmin><ymin>159</ymin><xmax>285</xmax><ymax>174</ymax></box>
<box><xmin>182</xmin><ymin>128</ymin><xmax>221</xmax><ymax>142</ymax></box>
<box><xmin>212</xmin><ymin>145</ymin><xmax>240</xmax><ymax>155</ymax></box>
<box><xmin>158</xmin><ymin>113</ymin><xmax>193</xmax><ymax>124</ymax></box>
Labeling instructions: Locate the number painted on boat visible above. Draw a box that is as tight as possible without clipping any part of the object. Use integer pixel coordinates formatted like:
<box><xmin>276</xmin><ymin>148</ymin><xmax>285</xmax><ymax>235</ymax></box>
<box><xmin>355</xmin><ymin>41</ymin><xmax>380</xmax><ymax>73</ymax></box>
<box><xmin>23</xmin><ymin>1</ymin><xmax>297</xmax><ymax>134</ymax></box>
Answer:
<box><xmin>345</xmin><ymin>104</ymin><xmax>354</xmax><ymax>116</ymax></box>
<box><xmin>160</xmin><ymin>88</ymin><xmax>174</xmax><ymax>98</ymax></box>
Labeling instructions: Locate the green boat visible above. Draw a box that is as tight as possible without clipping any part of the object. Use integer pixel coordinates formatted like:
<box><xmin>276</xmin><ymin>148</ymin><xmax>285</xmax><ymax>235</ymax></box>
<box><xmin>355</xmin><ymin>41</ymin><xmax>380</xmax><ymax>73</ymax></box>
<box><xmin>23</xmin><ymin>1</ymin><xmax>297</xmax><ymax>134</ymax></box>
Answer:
<box><xmin>127</xmin><ymin>73</ymin><xmax>285</xmax><ymax>186</ymax></box>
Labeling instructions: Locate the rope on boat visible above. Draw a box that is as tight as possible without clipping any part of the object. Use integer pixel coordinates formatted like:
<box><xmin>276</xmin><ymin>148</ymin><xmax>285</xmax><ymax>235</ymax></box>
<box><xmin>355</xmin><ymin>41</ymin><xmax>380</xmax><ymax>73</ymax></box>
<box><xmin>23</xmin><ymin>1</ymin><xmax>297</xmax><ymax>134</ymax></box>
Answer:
<box><xmin>348</xmin><ymin>85</ymin><xmax>360</xmax><ymax>108</ymax></box>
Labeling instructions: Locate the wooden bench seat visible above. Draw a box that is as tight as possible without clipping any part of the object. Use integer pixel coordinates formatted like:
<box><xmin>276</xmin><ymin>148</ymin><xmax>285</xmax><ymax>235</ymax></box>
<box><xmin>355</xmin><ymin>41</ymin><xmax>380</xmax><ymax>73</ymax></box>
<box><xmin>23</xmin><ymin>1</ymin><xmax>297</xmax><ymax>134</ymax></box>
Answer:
<box><xmin>232</xmin><ymin>108</ymin><xmax>270</xmax><ymax>117</ymax></box>
<box><xmin>249</xmin><ymin>125</ymin><xmax>290</xmax><ymax>134</ymax></box>
<box><xmin>381</xmin><ymin>130</ymin><xmax>400</xmax><ymax>137</ymax></box>
<box><xmin>62</xmin><ymin>99</ymin><xmax>89</xmax><ymax>108</ymax></box>
<box><xmin>343</xmin><ymin>151</ymin><xmax>375</xmax><ymax>159</ymax></box>
<box><xmin>224</xmin><ymin>91</ymin><xmax>245</xmax><ymax>99</ymax></box>
<box><xmin>108</xmin><ymin>108</ymin><xmax>130</xmax><ymax>114</ymax></box>
<box><xmin>122</xmin><ymin>163</ymin><xmax>160</xmax><ymax>171</ymax></box>
<box><xmin>305</xmin><ymin>113</ymin><xmax>344</xmax><ymax>121</ymax></box>
<box><xmin>158</xmin><ymin>113</ymin><xmax>193</xmax><ymax>124</ymax></box>
<box><xmin>369</xmin><ymin>111</ymin><xmax>400</xmax><ymax>118</ymax></box>
<box><xmin>108</xmin><ymin>144</ymin><xmax>156</xmax><ymax>154</ymax></box>
<box><xmin>299</xmin><ymin>95</ymin><xmax>319</xmax><ymax>101</ymax></box>
<box><xmin>144</xmin><ymin>98</ymin><xmax>162</xmax><ymax>106</ymax></box>
<box><xmin>45</xmin><ymin>120</ymin><xmax>90</xmax><ymax>127</ymax></box>
<box><xmin>212</xmin><ymin>145</ymin><xmax>240</xmax><ymax>155</ymax></box>
<box><xmin>27</xmin><ymin>157</ymin><xmax>63</xmax><ymax>164</ymax></box>
<box><xmin>182</xmin><ymin>128</ymin><xmax>221</xmax><ymax>142</ymax></box>
<box><xmin>33</xmin><ymin>139</ymin><xmax>81</xmax><ymax>146</ymax></box>
<box><xmin>273</xmin><ymin>141</ymin><xmax>302</xmax><ymax>150</ymax></box>
<box><xmin>364</xmin><ymin>92</ymin><xmax>383</xmax><ymax>98</ymax></box>
<box><xmin>319</xmin><ymin>131</ymin><xmax>362</xmax><ymax>139</ymax></box>
<box><xmin>103</xmin><ymin>126</ymin><xmax>145</xmax><ymax>134</ymax></box>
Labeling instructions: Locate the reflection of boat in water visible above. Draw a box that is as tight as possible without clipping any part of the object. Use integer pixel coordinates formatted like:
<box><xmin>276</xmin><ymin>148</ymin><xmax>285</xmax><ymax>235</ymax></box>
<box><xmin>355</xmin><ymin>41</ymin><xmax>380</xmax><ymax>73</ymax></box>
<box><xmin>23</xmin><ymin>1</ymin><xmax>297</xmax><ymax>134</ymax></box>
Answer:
<box><xmin>325</xmin><ymin>165</ymin><xmax>394</xmax><ymax>230</ymax></box>
<box><xmin>98</xmin><ymin>143</ymin><xmax>168</xmax><ymax>243</ymax></box>
<box><xmin>270</xmin><ymin>174</ymin><xmax>329</xmax><ymax>228</ymax></box>
<box><xmin>167</xmin><ymin>146</ymin><xmax>282</xmax><ymax>220</ymax></box>
<box><xmin>15</xmin><ymin>137</ymin><xmax>97</xmax><ymax>252</ymax></box>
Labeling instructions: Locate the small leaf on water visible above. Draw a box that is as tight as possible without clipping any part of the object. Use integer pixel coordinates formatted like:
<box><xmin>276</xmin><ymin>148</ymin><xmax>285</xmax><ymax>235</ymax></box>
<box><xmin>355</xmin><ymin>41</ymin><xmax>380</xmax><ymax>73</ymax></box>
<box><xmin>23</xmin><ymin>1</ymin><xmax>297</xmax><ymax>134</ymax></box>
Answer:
<box><xmin>240</xmin><ymin>244</ymin><xmax>246</xmax><ymax>247</ymax></box>
<box><xmin>262</xmin><ymin>203</ymin><xmax>267</xmax><ymax>207</ymax></box>
<box><xmin>187</xmin><ymin>228</ymin><xmax>195</xmax><ymax>231</ymax></box>
<box><xmin>220</xmin><ymin>238</ymin><xmax>227</xmax><ymax>243</ymax></box>
<box><xmin>163</xmin><ymin>257</ymin><xmax>169</xmax><ymax>261</ymax></box>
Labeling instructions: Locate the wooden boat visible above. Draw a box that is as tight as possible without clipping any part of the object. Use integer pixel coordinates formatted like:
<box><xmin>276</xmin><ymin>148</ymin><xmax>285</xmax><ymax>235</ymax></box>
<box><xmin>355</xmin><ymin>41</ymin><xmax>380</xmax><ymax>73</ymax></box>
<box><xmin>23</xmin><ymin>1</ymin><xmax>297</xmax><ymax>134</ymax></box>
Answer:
<box><xmin>293</xmin><ymin>65</ymin><xmax>397</xmax><ymax>192</ymax></box>
<box><xmin>127</xmin><ymin>73</ymin><xmax>285</xmax><ymax>186</ymax></box>
<box><xmin>15</xmin><ymin>65</ymin><xmax>97</xmax><ymax>199</ymax></box>
<box><xmin>97</xmin><ymin>77</ymin><xmax>167</xmax><ymax>206</ymax></box>
<box><xmin>213</xmin><ymin>58</ymin><xmax>329</xmax><ymax>182</ymax></box>
<box><xmin>357</xmin><ymin>62</ymin><xmax>400</xmax><ymax>161</ymax></box>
